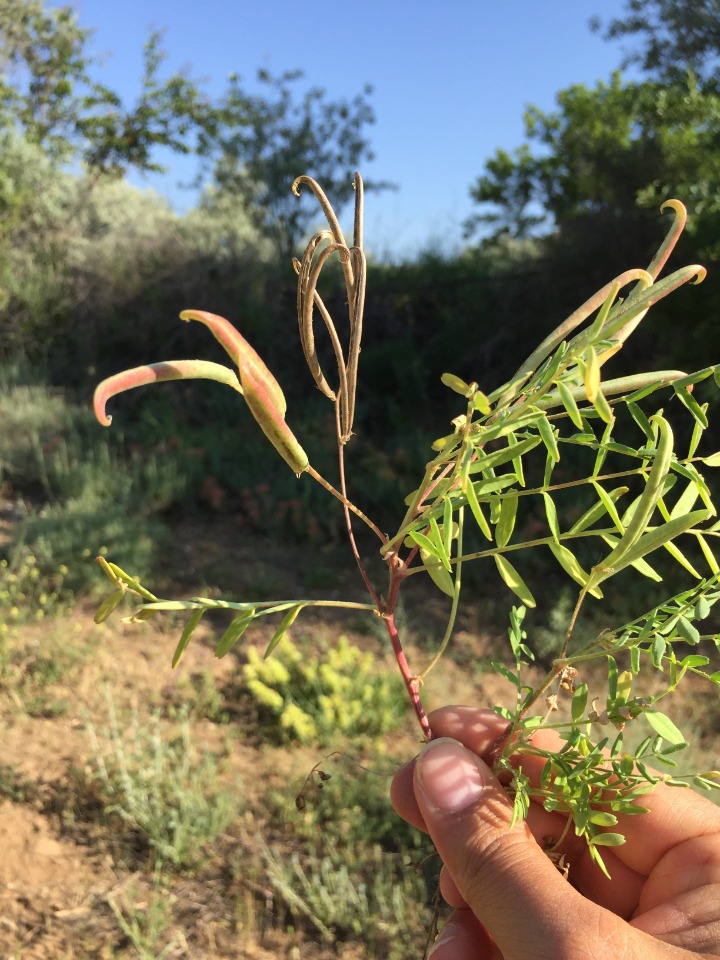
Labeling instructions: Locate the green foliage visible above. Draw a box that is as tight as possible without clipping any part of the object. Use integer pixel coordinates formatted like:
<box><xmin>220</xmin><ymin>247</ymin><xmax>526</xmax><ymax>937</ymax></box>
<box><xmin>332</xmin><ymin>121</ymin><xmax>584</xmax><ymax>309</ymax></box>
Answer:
<box><xmin>107</xmin><ymin>867</ymin><xmax>182</xmax><ymax>960</ymax></box>
<box><xmin>161</xmin><ymin>669</ymin><xmax>230</xmax><ymax>725</ymax></box>
<box><xmin>0</xmin><ymin>763</ymin><xmax>32</xmax><ymax>802</ymax></box>
<box><xmin>0</xmin><ymin>612</ymin><xmax>97</xmax><ymax>717</ymax></box>
<box><xmin>0</xmin><ymin>1</ymin><xmax>213</xmax><ymax>175</ymax></box>
<box><xmin>497</xmin><ymin>574</ymin><xmax>720</xmax><ymax>873</ymax></box>
<box><xmin>292</xmin><ymin>755</ymin><xmax>427</xmax><ymax>855</ymax></box>
<box><xmin>87</xmin><ymin>694</ymin><xmax>236</xmax><ymax>868</ymax></box>
<box><xmin>262</xmin><ymin>839</ymin><xmax>429</xmax><ymax>957</ymax></box>
<box><xmin>0</xmin><ymin>0</ymin><xmax>380</xmax><ymax>264</ymax></box>
<box><xmin>17</xmin><ymin>498</ymin><xmax>165</xmax><ymax>599</ymax></box>
<box><xmin>79</xmin><ymin>30</ymin><xmax>213</xmax><ymax>177</ymax></box>
<box><xmin>93</xmin><ymin>180</ymin><xmax>720</xmax><ymax>874</ymax></box>
<box><xmin>0</xmin><ymin>135</ymin><xmax>201</xmax><ymax>360</ymax></box>
<box><xmin>243</xmin><ymin>634</ymin><xmax>407</xmax><ymax>745</ymax></box>
<box><xmin>0</xmin><ymin>4</ymin><xmax>382</xmax><ymax>366</ymax></box>
<box><xmin>0</xmin><ymin>370</ymin><xmax>184</xmax><ymax>596</ymax></box>
<box><xmin>591</xmin><ymin>0</ymin><xmax>720</xmax><ymax>88</ymax></box>
<box><xmin>466</xmin><ymin>72</ymin><xmax>720</xmax><ymax>248</ymax></box>
<box><xmin>0</xmin><ymin>551</ymin><xmax>68</xmax><ymax>623</ymax></box>
<box><xmin>0</xmin><ymin>0</ymin><xmax>97</xmax><ymax>161</ymax></box>
<box><xmin>465</xmin><ymin>3</ymin><xmax>720</xmax><ymax>291</ymax></box>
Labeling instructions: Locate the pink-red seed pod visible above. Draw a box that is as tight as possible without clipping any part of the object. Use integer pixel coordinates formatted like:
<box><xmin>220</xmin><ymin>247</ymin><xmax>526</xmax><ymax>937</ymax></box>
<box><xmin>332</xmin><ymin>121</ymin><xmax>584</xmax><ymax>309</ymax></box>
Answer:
<box><xmin>238</xmin><ymin>356</ymin><xmax>309</xmax><ymax>474</ymax></box>
<box><xmin>179</xmin><ymin>310</ymin><xmax>287</xmax><ymax>416</ymax></box>
<box><xmin>94</xmin><ymin>360</ymin><xmax>241</xmax><ymax>426</ymax></box>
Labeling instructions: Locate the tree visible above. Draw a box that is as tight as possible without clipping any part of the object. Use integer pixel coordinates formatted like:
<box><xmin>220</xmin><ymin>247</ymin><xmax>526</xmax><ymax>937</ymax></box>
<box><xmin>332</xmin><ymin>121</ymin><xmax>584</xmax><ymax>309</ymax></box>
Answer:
<box><xmin>464</xmin><ymin>72</ymin><xmax>720</xmax><ymax>254</ymax></box>
<box><xmin>0</xmin><ymin>2</ymin><xmax>386</xmax><ymax>257</ymax></box>
<box><xmin>204</xmin><ymin>69</ymin><xmax>390</xmax><ymax>259</ymax></box>
<box><xmin>590</xmin><ymin>0</ymin><xmax>720</xmax><ymax>90</ymax></box>
<box><xmin>79</xmin><ymin>31</ymin><xmax>215</xmax><ymax>177</ymax></box>
<box><xmin>0</xmin><ymin>0</ymin><xmax>213</xmax><ymax>175</ymax></box>
<box><xmin>463</xmin><ymin>144</ymin><xmax>545</xmax><ymax>239</ymax></box>
<box><xmin>0</xmin><ymin>0</ymin><xmax>94</xmax><ymax>159</ymax></box>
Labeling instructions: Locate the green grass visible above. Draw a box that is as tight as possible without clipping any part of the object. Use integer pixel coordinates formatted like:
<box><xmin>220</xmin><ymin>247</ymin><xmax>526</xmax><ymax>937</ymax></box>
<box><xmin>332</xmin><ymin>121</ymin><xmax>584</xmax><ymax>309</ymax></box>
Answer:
<box><xmin>263</xmin><ymin>751</ymin><xmax>436</xmax><ymax>956</ymax></box>
<box><xmin>87</xmin><ymin>692</ymin><xmax>237</xmax><ymax>868</ymax></box>
<box><xmin>107</xmin><ymin>866</ymin><xmax>182</xmax><ymax>960</ymax></box>
<box><xmin>0</xmin><ymin>613</ymin><xmax>98</xmax><ymax>717</ymax></box>
<box><xmin>0</xmin><ymin>367</ymin><xmax>190</xmax><ymax>598</ymax></box>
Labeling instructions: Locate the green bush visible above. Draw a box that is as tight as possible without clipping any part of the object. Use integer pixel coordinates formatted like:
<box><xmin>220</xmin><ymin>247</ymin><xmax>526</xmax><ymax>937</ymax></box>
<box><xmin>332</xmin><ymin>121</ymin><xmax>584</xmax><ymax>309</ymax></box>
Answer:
<box><xmin>0</xmin><ymin>551</ymin><xmax>68</xmax><ymax>624</ymax></box>
<box><xmin>0</xmin><ymin>368</ymin><xmax>189</xmax><ymax>598</ymax></box>
<box><xmin>87</xmin><ymin>694</ymin><xmax>236</xmax><ymax>868</ymax></box>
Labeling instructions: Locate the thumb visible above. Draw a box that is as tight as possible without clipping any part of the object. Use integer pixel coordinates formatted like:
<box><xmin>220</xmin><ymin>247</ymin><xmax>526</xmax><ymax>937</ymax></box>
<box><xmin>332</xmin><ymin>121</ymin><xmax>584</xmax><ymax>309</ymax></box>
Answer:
<box><xmin>414</xmin><ymin>737</ymin><xmax>588</xmax><ymax>959</ymax></box>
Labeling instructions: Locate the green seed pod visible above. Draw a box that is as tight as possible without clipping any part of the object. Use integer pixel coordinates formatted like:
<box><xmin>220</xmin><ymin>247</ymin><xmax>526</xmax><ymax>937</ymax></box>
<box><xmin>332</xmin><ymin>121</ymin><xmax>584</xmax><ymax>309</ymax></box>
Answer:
<box><xmin>93</xmin><ymin>588</ymin><xmax>125</xmax><ymax>624</ymax></box>
<box><xmin>601</xmin><ymin>415</ymin><xmax>673</xmax><ymax>571</ymax></box>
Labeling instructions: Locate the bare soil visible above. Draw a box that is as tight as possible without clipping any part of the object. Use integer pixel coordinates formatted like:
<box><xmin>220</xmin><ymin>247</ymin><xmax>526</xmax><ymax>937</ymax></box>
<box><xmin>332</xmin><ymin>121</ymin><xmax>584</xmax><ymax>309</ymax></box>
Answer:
<box><xmin>0</xmin><ymin>513</ymin><xmax>515</xmax><ymax>960</ymax></box>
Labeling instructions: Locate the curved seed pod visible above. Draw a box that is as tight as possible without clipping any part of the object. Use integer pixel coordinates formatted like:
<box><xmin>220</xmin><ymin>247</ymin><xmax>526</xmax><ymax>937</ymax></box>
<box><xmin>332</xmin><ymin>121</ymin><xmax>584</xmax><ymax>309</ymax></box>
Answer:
<box><xmin>296</xmin><ymin>231</ymin><xmax>336</xmax><ymax>399</ymax></box>
<box><xmin>341</xmin><ymin>246</ymin><xmax>366</xmax><ymax>442</ymax></box>
<box><xmin>594</xmin><ymin>202</ymin><xmax>688</xmax><ymax>349</ymax></box>
<box><xmin>293</xmin><ymin>174</ymin><xmax>355</xmax><ymax>297</ymax></box>
<box><xmin>600</xmin><ymin>265</ymin><xmax>706</xmax><ymax>345</ymax></box>
<box><xmin>352</xmin><ymin>172</ymin><xmax>364</xmax><ymax>249</ymax></box>
<box><xmin>179</xmin><ymin>309</ymin><xmax>287</xmax><ymax>417</ymax></box>
<box><xmin>646</xmin><ymin>200</ymin><xmax>687</xmax><ymax>283</ymax></box>
<box><xmin>508</xmin><ymin>269</ymin><xmax>652</xmax><ymax>391</ymax></box>
<box><xmin>301</xmin><ymin>241</ymin><xmax>351</xmax><ymax>401</ymax></box>
<box><xmin>94</xmin><ymin>360</ymin><xmax>241</xmax><ymax>426</ymax></box>
<box><xmin>292</xmin><ymin>175</ymin><xmax>348</xmax><ymax>247</ymax></box>
<box><xmin>238</xmin><ymin>356</ymin><xmax>309</xmax><ymax>474</ymax></box>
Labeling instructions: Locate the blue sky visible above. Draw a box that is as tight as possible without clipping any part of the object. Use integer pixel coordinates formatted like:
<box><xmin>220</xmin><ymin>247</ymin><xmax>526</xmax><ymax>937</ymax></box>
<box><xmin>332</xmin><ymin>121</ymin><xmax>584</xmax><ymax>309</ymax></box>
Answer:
<box><xmin>72</xmin><ymin>0</ymin><xmax>636</xmax><ymax>258</ymax></box>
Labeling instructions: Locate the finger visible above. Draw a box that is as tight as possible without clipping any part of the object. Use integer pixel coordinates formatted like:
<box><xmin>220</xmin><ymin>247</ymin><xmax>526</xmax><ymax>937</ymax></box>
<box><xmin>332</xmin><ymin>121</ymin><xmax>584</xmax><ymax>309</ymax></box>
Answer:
<box><xmin>390</xmin><ymin>755</ymin><xmax>426</xmax><ymax>832</ymax></box>
<box><xmin>390</xmin><ymin>708</ymin><xmax>510</xmax><ymax>832</ymax></box>
<box><xmin>439</xmin><ymin>863</ymin><xmax>466</xmax><ymax>908</ymax></box>
<box><xmin>414</xmin><ymin>737</ymin><xmax>597</xmax><ymax>958</ymax></box>
<box><xmin>425</xmin><ymin>706</ymin><xmax>512</xmax><ymax>755</ymax></box>
<box><xmin>427</xmin><ymin>706</ymin><xmax>720</xmax><ymax>876</ymax></box>
<box><xmin>416</xmin><ymin>737</ymin><xmax>693</xmax><ymax>959</ymax></box>
<box><xmin>428</xmin><ymin>908</ymin><xmax>500</xmax><ymax>960</ymax></box>
<box><xmin>630</xmin><ymin>834</ymin><xmax>720</xmax><ymax>954</ymax></box>
<box><xmin>406</xmin><ymin>760</ymin><xmax>646</xmax><ymax>918</ymax></box>
<box><xmin>390</xmin><ymin>704</ymin><xmax>720</xmax><ymax>917</ymax></box>
<box><xmin>609</xmin><ymin>782</ymin><xmax>720</xmax><ymax>875</ymax></box>
<box><xmin>389</xmin><ymin>708</ymin><xmax>637</xmax><ymax>901</ymax></box>
<box><xmin>528</xmin><ymin>810</ymin><xmax>645</xmax><ymax>918</ymax></box>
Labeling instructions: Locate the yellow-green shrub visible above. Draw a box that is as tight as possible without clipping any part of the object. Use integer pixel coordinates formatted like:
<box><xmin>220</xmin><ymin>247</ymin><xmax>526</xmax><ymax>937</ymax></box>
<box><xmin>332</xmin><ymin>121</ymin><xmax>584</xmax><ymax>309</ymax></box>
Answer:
<box><xmin>0</xmin><ymin>552</ymin><xmax>69</xmax><ymax>624</ymax></box>
<box><xmin>243</xmin><ymin>634</ymin><xmax>407</xmax><ymax>745</ymax></box>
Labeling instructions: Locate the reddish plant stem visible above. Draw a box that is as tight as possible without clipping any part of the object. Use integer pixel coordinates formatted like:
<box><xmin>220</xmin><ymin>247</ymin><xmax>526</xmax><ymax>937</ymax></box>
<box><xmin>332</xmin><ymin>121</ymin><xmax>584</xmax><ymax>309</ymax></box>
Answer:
<box><xmin>383</xmin><ymin>558</ymin><xmax>432</xmax><ymax>741</ymax></box>
<box><xmin>331</xmin><ymin>396</ymin><xmax>431</xmax><ymax>739</ymax></box>
<box><xmin>385</xmin><ymin>612</ymin><xmax>432</xmax><ymax>741</ymax></box>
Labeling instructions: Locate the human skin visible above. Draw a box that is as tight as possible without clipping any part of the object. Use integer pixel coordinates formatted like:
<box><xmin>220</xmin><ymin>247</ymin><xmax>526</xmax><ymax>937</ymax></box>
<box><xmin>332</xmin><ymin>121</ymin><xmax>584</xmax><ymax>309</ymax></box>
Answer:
<box><xmin>390</xmin><ymin>706</ymin><xmax>720</xmax><ymax>959</ymax></box>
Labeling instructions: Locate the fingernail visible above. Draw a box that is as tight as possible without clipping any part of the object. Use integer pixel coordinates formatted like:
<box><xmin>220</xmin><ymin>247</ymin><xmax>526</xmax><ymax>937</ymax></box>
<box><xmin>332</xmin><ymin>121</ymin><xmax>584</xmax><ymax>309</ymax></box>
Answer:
<box><xmin>415</xmin><ymin>738</ymin><xmax>485</xmax><ymax>814</ymax></box>
<box><xmin>428</xmin><ymin>920</ymin><xmax>460</xmax><ymax>958</ymax></box>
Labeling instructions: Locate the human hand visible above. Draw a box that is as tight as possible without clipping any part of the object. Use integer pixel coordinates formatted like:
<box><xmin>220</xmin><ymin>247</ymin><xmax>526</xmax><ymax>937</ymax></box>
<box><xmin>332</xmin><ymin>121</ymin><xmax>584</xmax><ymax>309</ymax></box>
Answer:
<box><xmin>391</xmin><ymin>706</ymin><xmax>720</xmax><ymax>959</ymax></box>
